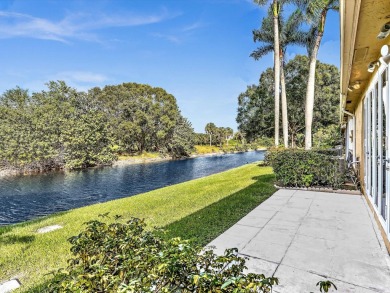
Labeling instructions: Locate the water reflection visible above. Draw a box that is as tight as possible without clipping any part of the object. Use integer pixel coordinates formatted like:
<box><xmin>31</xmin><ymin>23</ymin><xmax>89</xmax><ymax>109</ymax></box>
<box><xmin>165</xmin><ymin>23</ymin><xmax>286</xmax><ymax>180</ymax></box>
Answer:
<box><xmin>0</xmin><ymin>151</ymin><xmax>264</xmax><ymax>225</ymax></box>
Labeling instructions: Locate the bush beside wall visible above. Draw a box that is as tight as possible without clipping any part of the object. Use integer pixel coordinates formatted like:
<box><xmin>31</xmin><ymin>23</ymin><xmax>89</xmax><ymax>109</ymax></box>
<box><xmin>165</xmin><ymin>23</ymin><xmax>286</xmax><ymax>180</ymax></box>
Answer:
<box><xmin>265</xmin><ymin>149</ymin><xmax>345</xmax><ymax>188</ymax></box>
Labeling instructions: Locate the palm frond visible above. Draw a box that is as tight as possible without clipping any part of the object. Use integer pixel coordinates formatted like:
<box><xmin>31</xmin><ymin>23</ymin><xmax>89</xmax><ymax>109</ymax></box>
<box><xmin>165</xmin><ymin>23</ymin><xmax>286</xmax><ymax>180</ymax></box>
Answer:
<box><xmin>253</xmin><ymin>26</ymin><xmax>273</xmax><ymax>43</ymax></box>
<box><xmin>302</xmin><ymin>0</ymin><xmax>339</xmax><ymax>23</ymax></box>
<box><xmin>278</xmin><ymin>8</ymin><xmax>309</xmax><ymax>50</ymax></box>
<box><xmin>288</xmin><ymin>30</ymin><xmax>309</xmax><ymax>47</ymax></box>
<box><xmin>253</xmin><ymin>0</ymin><xmax>269</xmax><ymax>6</ymax></box>
<box><xmin>284</xmin><ymin>9</ymin><xmax>304</xmax><ymax>34</ymax></box>
<box><xmin>253</xmin><ymin>7</ymin><xmax>274</xmax><ymax>43</ymax></box>
<box><xmin>250</xmin><ymin>44</ymin><xmax>274</xmax><ymax>60</ymax></box>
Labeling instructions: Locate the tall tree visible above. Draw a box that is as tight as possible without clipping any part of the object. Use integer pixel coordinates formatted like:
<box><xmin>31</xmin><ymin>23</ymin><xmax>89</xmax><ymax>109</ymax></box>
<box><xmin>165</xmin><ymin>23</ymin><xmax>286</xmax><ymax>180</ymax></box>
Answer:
<box><xmin>253</xmin><ymin>0</ymin><xmax>282</xmax><ymax>147</ymax></box>
<box><xmin>225</xmin><ymin>127</ymin><xmax>234</xmax><ymax>145</ymax></box>
<box><xmin>90</xmin><ymin>83</ymin><xmax>180</xmax><ymax>154</ymax></box>
<box><xmin>237</xmin><ymin>70</ymin><xmax>274</xmax><ymax>142</ymax></box>
<box><xmin>168</xmin><ymin>115</ymin><xmax>195</xmax><ymax>158</ymax></box>
<box><xmin>301</xmin><ymin>0</ymin><xmax>339</xmax><ymax>149</ymax></box>
<box><xmin>237</xmin><ymin>55</ymin><xmax>339</xmax><ymax>147</ymax></box>
<box><xmin>252</xmin><ymin>7</ymin><xmax>306</xmax><ymax>147</ymax></box>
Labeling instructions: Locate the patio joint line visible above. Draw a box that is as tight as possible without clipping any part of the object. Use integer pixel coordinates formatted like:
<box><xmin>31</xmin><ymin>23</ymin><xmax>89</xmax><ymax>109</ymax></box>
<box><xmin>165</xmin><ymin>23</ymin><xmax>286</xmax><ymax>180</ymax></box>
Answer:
<box><xmin>240</xmin><ymin>189</ymin><xmax>298</xmax><ymax>254</ymax></box>
<box><xmin>235</xmin><ymin>223</ymin><xmax>266</xmax><ymax>229</ymax></box>
<box><xmin>279</xmin><ymin>263</ymin><xmax>382</xmax><ymax>293</ymax></box>
<box><xmin>272</xmin><ymin>194</ymin><xmax>314</xmax><ymax>278</ymax></box>
<box><xmin>238</xmin><ymin>252</ymin><xmax>279</xmax><ymax>266</ymax></box>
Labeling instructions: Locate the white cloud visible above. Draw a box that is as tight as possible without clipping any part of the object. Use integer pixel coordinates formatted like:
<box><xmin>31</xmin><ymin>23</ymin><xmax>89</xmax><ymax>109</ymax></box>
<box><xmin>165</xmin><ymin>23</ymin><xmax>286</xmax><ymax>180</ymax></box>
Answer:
<box><xmin>0</xmin><ymin>9</ymin><xmax>178</xmax><ymax>43</ymax></box>
<box><xmin>151</xmin><ymin>19</ymin><xmax>206</xmax><ymax>44</ymax></box>
<box><xmin>181</xmin><ymin>21</ymin><xmax>205</xmax><ymax>32</ymax></box>
<box><xmin>151</xmin><ymin>33</ymin><xmax>181</xmax><ymax>44</ymax></box>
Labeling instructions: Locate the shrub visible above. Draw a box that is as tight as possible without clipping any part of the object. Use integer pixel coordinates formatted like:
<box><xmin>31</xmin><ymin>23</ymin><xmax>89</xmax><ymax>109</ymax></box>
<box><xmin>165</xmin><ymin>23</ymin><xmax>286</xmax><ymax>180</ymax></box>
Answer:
<box><xmin>265</xmin><ymin>149</ymin><xmax>345</xmax><ymax>188</ymax></box>
<box><xmin>255</xmin><ymin>137</ymin><xmax>274</xmax><ymax>148</ymax></box>
<box><xmin>313</xmin><ymin>125</ymin><xmax>342</xmax><ymax>149</ymax></box>
<box><xmin>47</xmin><ymin>217</ymin><xmax>278</xmax><ymax>292</ymax></box>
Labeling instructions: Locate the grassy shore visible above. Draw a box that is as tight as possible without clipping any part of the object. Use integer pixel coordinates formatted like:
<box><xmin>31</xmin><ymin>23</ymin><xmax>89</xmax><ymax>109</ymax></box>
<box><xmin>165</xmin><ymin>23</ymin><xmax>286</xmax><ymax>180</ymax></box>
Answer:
<box><xmin>0</xmin><ymin>163</ymin><xmax>275</xmax><ymax>292</ymax></box>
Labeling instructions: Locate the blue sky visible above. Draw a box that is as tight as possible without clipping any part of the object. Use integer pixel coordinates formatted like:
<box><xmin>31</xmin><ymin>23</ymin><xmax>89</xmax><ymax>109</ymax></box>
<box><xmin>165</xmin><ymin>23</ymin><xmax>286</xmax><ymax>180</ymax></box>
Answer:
<box><xmin>0</xmin><ymin>0</ymin><xmax>340</xmax><ymax>133</ymax></box>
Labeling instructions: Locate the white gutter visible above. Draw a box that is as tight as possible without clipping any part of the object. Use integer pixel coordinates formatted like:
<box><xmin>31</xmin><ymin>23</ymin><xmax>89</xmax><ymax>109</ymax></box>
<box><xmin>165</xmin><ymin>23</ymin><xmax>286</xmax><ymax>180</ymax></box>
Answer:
<box><xmin>343</xmin><ymin>110</ymin><xmax>356</xmax><ymax>163</ymax></box>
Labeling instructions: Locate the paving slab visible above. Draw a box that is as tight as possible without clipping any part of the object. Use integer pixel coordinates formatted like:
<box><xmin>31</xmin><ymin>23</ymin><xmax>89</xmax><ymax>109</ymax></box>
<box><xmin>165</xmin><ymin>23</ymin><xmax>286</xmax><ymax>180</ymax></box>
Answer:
<box><xmin>36</xmin><ymin>224</ymin><xmax>62</xmax><ymax>234</ymax></box>
<box><xmin>207</xmin><ymin>189</ymin><xmax>390</xmax><ymax>292</ymax></box>
<box><xmin>0</xmin><ymin>279</ymin><xmax>21</xmax><ymax>293</ymax></box>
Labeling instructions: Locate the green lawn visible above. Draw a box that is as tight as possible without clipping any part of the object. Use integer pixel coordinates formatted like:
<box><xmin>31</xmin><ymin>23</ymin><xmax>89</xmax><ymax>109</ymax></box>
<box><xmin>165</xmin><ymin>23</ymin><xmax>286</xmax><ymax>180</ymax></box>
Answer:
<box><xmin>0</xmin><ymin>163</ymin><xmax>275</xmax><ymax>292</ymax></box>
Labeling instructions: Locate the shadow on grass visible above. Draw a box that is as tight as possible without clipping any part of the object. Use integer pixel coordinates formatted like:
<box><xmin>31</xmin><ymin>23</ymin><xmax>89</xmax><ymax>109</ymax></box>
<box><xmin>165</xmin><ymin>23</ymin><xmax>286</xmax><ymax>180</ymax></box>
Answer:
<box><xmin>0</xmin><ymin>226</ymin><xmax>12</xmax><ymax>236</ymax></box>
<box><xmin>0</xmin><ymin>234</ymin><xmax>35</xmax><ymax>245</ymax></box>
<box><xmin>162</xmin><ymin>172</ymin><xmax>276</xmax><ymax>246</ymax></box>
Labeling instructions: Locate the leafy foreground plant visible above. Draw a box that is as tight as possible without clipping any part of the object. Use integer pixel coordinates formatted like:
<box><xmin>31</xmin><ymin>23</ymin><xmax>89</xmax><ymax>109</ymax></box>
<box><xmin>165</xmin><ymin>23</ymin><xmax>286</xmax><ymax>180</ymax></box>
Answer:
<box><xmin>316</xmin><ymin>280</ymin><xmax>337</xmax><ymax>292</ymax></box>
<box><xmin>47</xmin><ymin>217</ymin><xmax>278</xmax><ymax>292</ymax></box>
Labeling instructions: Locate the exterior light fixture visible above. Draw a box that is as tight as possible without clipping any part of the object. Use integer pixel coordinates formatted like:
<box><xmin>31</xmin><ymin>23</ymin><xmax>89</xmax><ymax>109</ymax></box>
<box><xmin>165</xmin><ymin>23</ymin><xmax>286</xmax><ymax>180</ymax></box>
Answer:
<box><xmin>377</xmin><ymin>22</ymin><xmax>390</xmax><ymax>39</ymax></box>
<box><xmin>381</xmin><ymin>45</ymin><xmax>389</xmax><ymax>56</ymax></box>
<box><xmin>351</xmin><ymin>81</ymin><xmax>361</xmax><ymax>90</ymax></box>
<box><xmin>379</xmin><ymin>44</ymin><xmax>390</xmax><ymax>65</ymax></box>
<box><xmin>347</xmin><ymin>82</ymin><xmax>360</xmax><ymax>91</ymax></box>
<box><xmin>368</xmin><ymin>61</ymin><xmax>380</xmax><ymax>72</ymax></box>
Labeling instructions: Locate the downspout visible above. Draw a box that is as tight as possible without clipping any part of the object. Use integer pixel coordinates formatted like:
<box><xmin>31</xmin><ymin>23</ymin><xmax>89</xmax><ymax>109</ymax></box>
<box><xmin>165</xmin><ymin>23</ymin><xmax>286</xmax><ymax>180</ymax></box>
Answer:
<box><xmin>344</xmin><ymin>110</ymin><xmax>356</xmax><ymax>163</ymax></box>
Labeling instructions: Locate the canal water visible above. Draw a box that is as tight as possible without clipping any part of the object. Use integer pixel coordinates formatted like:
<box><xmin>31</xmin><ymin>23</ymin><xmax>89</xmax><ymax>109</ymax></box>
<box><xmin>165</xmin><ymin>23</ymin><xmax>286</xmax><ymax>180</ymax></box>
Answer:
<box><xmin>0</xmin><ymin>151</ymin><xmax>265</xmax><ymax>225</ymax></box>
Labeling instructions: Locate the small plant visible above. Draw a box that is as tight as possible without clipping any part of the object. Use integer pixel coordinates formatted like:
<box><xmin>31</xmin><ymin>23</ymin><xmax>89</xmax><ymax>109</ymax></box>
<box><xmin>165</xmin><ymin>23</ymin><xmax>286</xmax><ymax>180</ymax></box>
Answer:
<box><xmin>47</xmin><ymin>216</ymin><xmax>278</xmax><ymax>292</ymax></box>
<box><xmin>316</xmin><ymin>280</ymin><xmax>337</xmax><ymax>292</ymax></box>
<box><xmin>302</xmin><ymin>174</ymin><xmax>314</xmax><ymax>187</ymax></box>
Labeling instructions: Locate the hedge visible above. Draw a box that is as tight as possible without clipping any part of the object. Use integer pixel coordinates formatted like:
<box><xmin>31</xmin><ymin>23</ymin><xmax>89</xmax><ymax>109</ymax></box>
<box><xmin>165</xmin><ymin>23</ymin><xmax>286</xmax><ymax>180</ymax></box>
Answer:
<box><xmin>265</xmin><ymin>149</ymin><xmax>345</xmax><ymax>188</ymax></box>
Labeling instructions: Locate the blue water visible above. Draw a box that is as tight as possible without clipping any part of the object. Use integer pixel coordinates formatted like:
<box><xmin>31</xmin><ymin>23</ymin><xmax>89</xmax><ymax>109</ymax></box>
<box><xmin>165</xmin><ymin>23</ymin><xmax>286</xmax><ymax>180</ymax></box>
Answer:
<box><xmin>0</xmin><ymin>151</ymin><xmax>265</xmax><ymax>225</ymax></box>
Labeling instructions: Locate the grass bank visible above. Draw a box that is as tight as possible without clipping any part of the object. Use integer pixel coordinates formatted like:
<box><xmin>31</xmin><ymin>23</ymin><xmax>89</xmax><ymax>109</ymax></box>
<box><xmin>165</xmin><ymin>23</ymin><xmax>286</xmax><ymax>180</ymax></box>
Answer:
<box><xmin>117</xmin><ymin>152</ymin><xmax>161</xmax><ymax>161</ymax></box>
<box><xmin>194</xmin><ymin>145</ymin><xmax>223</xmax><ymax>154</ymax></box>
<box><xmin>0</xmin><ymin>163</ymin><xmax>275</xmax><ymax>292</ymax></box>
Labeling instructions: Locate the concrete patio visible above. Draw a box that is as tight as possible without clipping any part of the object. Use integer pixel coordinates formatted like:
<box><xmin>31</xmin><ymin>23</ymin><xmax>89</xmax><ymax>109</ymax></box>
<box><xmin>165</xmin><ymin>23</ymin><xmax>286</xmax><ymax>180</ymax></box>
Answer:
<box><xmin>208</xmin><ymin>189</ymin><xmax>390</xmax><ymax>292</ymax></box>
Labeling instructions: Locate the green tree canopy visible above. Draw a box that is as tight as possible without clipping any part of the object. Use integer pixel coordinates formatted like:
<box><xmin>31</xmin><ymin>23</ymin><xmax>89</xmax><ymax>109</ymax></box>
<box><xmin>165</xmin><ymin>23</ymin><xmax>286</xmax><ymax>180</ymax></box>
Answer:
<box><xmin>0</xmin><ymin>81</ymin><xmax>195</xmax><ymax>172</ymax></box>
<box><xmin>236</xmin><ymin>55</ymin><xmax>339</xmax><ymax>147</ymax></box>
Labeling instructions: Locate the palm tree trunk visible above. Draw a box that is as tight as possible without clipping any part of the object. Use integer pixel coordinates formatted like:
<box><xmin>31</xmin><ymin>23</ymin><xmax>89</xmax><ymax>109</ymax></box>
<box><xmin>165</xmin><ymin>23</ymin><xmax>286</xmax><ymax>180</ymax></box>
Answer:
<box><xmin>291</xmin><ymin>131</ymin><xmax>295</xmax><ymax>148</ymax></box>
<box><xmin>280</xmin><ymin>53</ymin><xmax>288</xmax><ymax>148</ymax></box>
<box><xmin>304</xmin><ymin>33</ymin><xmax>322</xmax><ymax>150</ymax></box>
<box><xmin>273</xmin><ymin>0</ymin><xmax>280</xmax><ymax>147</ymax></box>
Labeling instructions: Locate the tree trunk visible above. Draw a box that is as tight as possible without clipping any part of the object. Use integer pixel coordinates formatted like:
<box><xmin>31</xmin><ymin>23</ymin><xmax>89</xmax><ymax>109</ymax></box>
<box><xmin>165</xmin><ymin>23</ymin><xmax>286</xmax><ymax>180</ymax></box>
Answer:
<box><xmin>304</xmin><ymin>34</ymin><xmax>322</xmax><ymax>150</ymax></box>
<box><xmin>209</xmin><ymin>134</ymin><xmax>212</xmax><ymax>146</ymax></box>
<box><xmin>273</xmin><ymin>0</ymin><xmax>280</xmax><ymax>147</ymax></box>
<box><xmin>291</xmin><ymin>132</ymin><xmax>295</xmax><ymax>148</ymax></box>
<box><xmin>280</xmin><ymin>53</ymin><xmax>288</xmax><ymax>148</ymax></box>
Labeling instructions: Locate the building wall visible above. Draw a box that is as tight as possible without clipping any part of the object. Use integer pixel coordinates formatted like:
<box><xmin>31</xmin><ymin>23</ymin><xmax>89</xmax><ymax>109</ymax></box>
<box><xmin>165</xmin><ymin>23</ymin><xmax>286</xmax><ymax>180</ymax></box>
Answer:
<box><xmin>352</xmin><ymin>62</ymin><xmax>390</xmax><ymax>249</ymax></box>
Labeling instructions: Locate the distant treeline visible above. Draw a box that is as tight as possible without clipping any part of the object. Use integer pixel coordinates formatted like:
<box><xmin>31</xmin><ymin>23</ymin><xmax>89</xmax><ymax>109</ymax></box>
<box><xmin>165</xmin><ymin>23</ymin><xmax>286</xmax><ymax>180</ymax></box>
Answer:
<box><xmin>194</xmin><ymin>123</ymin><xmax>234</xmax><ymax>146</ymax></box>
<box><xmin>0</xmin><ymin>81</ymin><xmax>195</xmax><ymax>171</ymax></box>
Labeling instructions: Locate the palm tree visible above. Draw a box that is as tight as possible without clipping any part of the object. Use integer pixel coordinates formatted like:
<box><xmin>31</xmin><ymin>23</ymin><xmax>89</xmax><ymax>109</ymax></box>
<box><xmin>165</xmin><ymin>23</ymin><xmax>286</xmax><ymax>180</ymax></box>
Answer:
<box><xmin>205</xmin><ymin>122</ymin><xmax>216</xmax><ymax>146</ymax></box>
<box><xmin>253</xmin><ymin>0</ymin><xmax>282</xmax><ymax>147</ymax></box>
<box><xmin>300</xmin><ymin>0</ymin><xmax>339</xmax><ymax>150</ymax></box>
<box><xmin>225</xmin><ymin>127</ymin><xmax>233</xmax><ymax>145</ymax></box>
<box><xmin>252</xmin><ymin>7</ymin><xmax>306</xmax><ymax>147</ymax></box>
